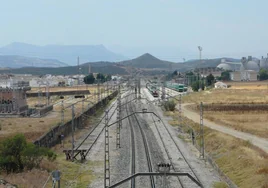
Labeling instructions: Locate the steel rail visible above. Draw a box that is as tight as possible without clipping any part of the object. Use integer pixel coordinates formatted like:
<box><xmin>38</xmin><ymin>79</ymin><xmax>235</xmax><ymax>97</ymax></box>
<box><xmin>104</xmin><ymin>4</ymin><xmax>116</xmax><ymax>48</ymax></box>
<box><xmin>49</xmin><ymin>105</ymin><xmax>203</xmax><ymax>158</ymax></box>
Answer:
<box><xmin>129</xmin><ymin>103</ymin><xmax>156</xmax><ymax>188</ymax></box>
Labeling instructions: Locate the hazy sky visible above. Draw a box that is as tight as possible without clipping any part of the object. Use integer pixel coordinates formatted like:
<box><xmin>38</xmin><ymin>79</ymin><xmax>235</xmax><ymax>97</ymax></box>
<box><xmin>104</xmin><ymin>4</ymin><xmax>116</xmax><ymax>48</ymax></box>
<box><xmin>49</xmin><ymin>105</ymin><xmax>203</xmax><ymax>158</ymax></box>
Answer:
<box><xmin>1</xmin><ymin>0</ymin><xmax>268</xmax><ymax>61</ymax></box>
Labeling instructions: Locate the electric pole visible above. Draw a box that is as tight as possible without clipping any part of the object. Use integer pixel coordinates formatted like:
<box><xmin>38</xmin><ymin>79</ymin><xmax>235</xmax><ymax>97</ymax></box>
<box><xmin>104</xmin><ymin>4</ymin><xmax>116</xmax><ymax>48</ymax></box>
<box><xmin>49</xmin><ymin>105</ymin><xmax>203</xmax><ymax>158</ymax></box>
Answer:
<box><xmin>61</xmin><ymin>101</ymin><xmax>64</xmax><ymax>125</ymax></box>
<box><xmin>200</xmin><ymin>102</ymin><xmax>204</xmax><ymax>158</ymax></box>
<box><xmin>71</xmin><ymin>104</ymin><xmax>75</xmax><ymax>161</ymax></box>
<box><xmin>178</xmin><ymin>94</ymin><xmax>182</xmax><ymax>131</ymax></box>
<box><xmin>104</xmin><ymin>110</ymin><xmax>110</xmax><ymax>188</ymax></box>
<box><xmin>198</xmin><ymin>46</ymin><xmax>203</xmax><ymax>91</ymax></box>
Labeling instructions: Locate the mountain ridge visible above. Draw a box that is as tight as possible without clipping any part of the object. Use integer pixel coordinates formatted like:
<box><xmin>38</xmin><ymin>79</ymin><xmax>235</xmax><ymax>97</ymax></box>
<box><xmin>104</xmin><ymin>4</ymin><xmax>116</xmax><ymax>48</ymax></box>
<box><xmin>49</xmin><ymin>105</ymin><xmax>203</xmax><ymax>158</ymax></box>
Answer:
<box><xmin>0</xmin><ymin>55</ymin><xmax>68</xmax><ymax>68</ymax></box>
<box><xmin>0</xmin><ymin>53</ymin><xmax>241</xmax><ymax>75</ymax></box>
<box><xmin>0</xmin><ymin>42</ymin><xmax>127</xmax><ymax>65</ymax></box>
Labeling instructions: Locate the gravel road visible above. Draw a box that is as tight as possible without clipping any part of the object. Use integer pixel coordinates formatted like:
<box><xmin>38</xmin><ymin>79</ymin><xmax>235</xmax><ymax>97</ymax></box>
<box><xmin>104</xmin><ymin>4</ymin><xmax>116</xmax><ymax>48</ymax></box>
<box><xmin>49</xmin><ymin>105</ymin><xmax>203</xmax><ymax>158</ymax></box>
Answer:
<box><xmin>180</xmin><ymin>103</ymin><xmax>268</xmax><ymax>153</ymax></box>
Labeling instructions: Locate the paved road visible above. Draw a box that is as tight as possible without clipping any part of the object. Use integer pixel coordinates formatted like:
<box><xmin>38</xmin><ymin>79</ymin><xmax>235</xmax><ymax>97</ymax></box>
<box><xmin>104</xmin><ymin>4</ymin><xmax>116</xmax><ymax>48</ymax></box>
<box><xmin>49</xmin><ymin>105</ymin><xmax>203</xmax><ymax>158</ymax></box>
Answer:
<box><xmin>180</xmin><ymin>103</ymin><xmax>268</xmax><ymax>153</ymax></box>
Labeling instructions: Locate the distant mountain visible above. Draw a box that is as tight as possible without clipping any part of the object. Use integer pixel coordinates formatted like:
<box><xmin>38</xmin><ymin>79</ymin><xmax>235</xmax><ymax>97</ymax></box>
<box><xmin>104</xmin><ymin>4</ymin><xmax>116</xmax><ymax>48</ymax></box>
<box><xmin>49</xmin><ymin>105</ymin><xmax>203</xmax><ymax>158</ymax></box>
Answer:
<box><xmin>119</xmin><ymin>53</ymin><xmax>176</xmax><ymax>69</ymax></box>
<box><xmin>0</xmin><ymin>42</ymin><xmax>127</xmax><ymax>65</ymax></box>
<box><xmin>0</xmin><ymin>52</ymin><xmax>241</xmax><ymax>75</ymax></box>
<box><xmin>0</xmin><ymin>55</ymin><xmax>67</xmax><ymax>68</ymax></box>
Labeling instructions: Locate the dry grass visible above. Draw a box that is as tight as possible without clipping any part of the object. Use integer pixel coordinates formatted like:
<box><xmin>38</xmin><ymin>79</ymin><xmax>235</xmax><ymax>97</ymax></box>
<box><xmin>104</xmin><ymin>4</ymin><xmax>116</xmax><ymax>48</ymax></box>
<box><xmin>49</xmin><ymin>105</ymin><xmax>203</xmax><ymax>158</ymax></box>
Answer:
<box><xmin>165</xmin><ymin>110</ymin><xmax>268</xmax><ymax>188</ymax></box>
<box><xmin>182</xmin><ymin>89</ymin><xmax>268</xmax><ymax>104</ymax></box>
<box><xmin>225</xmin><ymin>81</ymin><xmax>268</xmax><ymax>90</ymax></box>
<box><xmin>0</xmin><ymin>169</ymin><xmax>50</xmax><ymax>188</ymax></box>
<box><xmin>0</xmin><ymin>90</ymin><xmax>110</xmax><ymax>142</ymax></box>
<box><xmin>41</xmin><ymin>154</ymin><xmax>94</xmax><ymax>188</ymax></box>
<box><xmin>204</xmin><ymin>111</ymin><xmax>268</xmax><ymax>138</ymax></box>
<box><xmin>180</xmin><ymin>84</ymin><xmax>268</xmax><ymax>139</ymax></box>
<box><xmin>0</xmin><ymin>108</ymin><xmax>103</xmax><ymax>188</ymax></box>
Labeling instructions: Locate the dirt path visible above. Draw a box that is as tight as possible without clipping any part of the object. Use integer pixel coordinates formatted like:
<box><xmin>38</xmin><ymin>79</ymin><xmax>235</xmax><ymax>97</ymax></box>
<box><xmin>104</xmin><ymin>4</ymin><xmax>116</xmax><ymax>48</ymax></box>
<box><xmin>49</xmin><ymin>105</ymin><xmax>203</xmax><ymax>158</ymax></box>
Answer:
<box><xmin>180</xmin><ymin>103</ymin><xmax>268</xmax><ymax>153</ymax></box>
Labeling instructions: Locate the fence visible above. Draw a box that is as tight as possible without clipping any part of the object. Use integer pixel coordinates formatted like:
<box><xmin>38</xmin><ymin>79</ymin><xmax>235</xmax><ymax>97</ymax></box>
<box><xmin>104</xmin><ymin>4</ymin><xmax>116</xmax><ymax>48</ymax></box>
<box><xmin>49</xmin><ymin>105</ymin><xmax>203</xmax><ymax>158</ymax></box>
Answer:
<box><xmin>33</xmin><ymin>91</ymin><xmax>118</xmax><ymax>148</ymax></box>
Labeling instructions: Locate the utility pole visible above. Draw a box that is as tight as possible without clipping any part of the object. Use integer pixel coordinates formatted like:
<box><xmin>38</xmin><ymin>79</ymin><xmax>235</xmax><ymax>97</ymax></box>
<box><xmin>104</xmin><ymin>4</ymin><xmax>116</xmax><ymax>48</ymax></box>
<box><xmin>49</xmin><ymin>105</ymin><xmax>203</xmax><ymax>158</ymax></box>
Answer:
<box><xmin>77</xmin><ymin>56</ymin><xmax>80</xmax><ymax>86</ymax></box>
<box><xmin>71</xmin><ymin>104</ymin><xmax>75</xmax><ymax>161</ymax></box>
<box><xmin>200</xmin><ymin>102</ymin><xmax>204</xmax><ymax>158</ymax></box>
<box><xmin>116</xmin><ymin>85</ymin><xmax>121</xmax><ymax>148</ymax></box>
<box><xmin>46</xmin><ymin>83</ymin><xmax>49</xmax><ymax>106</ymax></box>
<box><xmin>82</xmin><ymin>99</ymin><xmax>84</xmax><ymax>114</ymax></box>
<box><xmin>38</xmin><ymin>85</ymin><xmax>41</xmax><ymax>106</ymax></box>
<box><xmin>138</xmin><ymin>77</ymin><xmax>141</xmax><ymax>98</ymax></box>
<box><xmin>104</xmin><ymin>110</ymin><xmax>110</xmax><ymax>188</ymax></box>
<box><xmin>106</xmin><ymin>80</ymin><xmax>109</xmax><ymax>97</ymax></box>
<box><xmin>61</xmin><ymin>101</ymin><xmax>64</xmax><ymax>125</ymax></box>
<box><xmin>98</xmin><ymin>80</ymin><xmax>100</xmax><ymax>103</ymax></box>
<box><xmin>161</xmin><ymin>80</ymin><xmax>166</xmax><ymax>101</ymax></box>
<box><xmin>198</xmin><ymin>46</ymin><xmax>202</xmax><ymax>91</ymax></box>
<box><xmin>178</xmin><ymin>94</ymin><xmax>182</xmax><ymax>131</ymax></box>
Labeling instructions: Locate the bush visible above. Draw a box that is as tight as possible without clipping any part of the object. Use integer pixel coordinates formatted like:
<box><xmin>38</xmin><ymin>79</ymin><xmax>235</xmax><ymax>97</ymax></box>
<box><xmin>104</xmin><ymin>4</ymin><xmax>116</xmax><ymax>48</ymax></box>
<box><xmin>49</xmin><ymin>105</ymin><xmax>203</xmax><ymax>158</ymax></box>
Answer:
<box><xmin>163</xmin><ymin>100</ymin><xmax>176</xmax><ymax>111</ymax></box>
<box><xmin>0</xmin><ymin>134</ymin><xmax>56</xmax><ymax>173</ymax></box>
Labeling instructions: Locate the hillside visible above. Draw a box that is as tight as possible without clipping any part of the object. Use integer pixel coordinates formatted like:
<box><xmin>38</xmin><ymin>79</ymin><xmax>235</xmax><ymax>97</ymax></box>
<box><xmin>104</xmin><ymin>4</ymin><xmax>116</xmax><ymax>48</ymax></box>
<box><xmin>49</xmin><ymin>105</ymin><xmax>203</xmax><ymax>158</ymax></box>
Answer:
<box><xmin>0</xmin><ymin>42</ymin><xmax>126</xmax><ymax>65</ymax></box>
<box><xmin>119</xmin><ymin>53</ymin><xmax>176</xmax><ymax>69</ymax></box>
<box><xmin>0</xmin><ymin>61</ymin><xmax>127</xmax><ymax>75</ymax></box>
<box><xmin>118</xmin><ymin>53</ymin><xmax>240</xmax><ymax>72</ymax></box>
<box><xmin>0</xmin><ymin>55</ymin><xmax>67</xmax><ymax>68</ymax></box>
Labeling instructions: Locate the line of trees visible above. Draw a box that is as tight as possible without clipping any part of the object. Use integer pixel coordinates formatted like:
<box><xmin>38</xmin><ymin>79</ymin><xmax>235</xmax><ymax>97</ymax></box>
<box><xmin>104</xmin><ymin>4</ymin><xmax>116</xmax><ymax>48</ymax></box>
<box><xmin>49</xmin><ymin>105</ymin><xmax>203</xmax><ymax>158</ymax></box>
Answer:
<box><xmin>0</xmin><ymin>134</ymin><xmax>56</xmax><ymax>174</ymax></box>
<box><xmin>186</xmin><ymin>72</ymin><xmax>215</xmax><ymax>92</ymax></box>
<box><xmin>84</xmin><ymin>73</ymin><xmax>112</xmax><ymax>84</ymax></box>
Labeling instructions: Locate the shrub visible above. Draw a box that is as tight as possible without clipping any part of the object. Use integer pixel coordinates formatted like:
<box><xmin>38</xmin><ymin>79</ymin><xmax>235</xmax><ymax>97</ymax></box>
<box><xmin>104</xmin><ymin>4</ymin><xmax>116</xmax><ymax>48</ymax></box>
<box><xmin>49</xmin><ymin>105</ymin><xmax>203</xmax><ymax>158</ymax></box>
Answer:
<box><xmin>0</xmin><ymin>134</ymin><xmax>56</xmax><ymax>173</ymax></box>
<box><xmin>163</xmin><ymin>100</ymin><xmax>176</xmax><ymax>111</ymax></box>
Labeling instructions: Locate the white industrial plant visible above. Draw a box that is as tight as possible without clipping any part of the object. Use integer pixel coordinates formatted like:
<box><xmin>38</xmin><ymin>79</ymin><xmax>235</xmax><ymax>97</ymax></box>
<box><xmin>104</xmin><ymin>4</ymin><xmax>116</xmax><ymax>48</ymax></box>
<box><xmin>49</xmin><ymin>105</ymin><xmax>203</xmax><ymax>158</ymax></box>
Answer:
<box><xmin>217</xmin><ymin>55</ymin><xmax>268</xmax><ymax>81</ymax></box>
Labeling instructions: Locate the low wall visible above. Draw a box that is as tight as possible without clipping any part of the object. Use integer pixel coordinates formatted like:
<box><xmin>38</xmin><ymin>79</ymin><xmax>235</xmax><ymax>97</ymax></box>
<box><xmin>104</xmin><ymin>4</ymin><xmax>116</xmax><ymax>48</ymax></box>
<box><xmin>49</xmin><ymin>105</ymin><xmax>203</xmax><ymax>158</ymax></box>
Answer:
<box><xmin>38</xmin><ymin>105</ymin><xmax>53</xmax><ymax>117</ymax></box>
<box><xmin>33</xmin><ymin>91</ymin><xmax>118</xmax><ymax>147</ymax></box>
<box><xmin>27</xmin><ymin>90</ymin><xmax>90</xmax><ymax>97</ymax></box>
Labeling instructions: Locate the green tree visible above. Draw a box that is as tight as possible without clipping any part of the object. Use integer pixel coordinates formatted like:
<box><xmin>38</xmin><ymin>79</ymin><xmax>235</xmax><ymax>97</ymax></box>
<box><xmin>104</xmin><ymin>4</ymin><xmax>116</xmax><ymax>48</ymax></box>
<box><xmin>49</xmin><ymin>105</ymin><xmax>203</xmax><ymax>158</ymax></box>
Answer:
<box><xmin>84</xmin><ymin>74</ymin><xmax>95</xmax><ymax>84</ymax></box>
<box><xmin>105</xmin><ymin>74</ymin><xmax>112</xmax><ymax>81</ymax></box>
<box><xmin>221</xmin><ymin>71</ymin><xmax>231</xmax><ymax>81</ymax></box>
<box><xmin>96</xmin><ymin>73</ymin><xmax>105</xmax><ymax>82</ymax></box>
<box><xmin>0</xmin><ymin>134</ymin><xmax>27</xmax><ymax>173</ymax></box>
<box><xmin>0</xmin><ymin>134</ymin><xmax>56</xmax><ymax>173</ymax></box>
<box><xmin>206</xmin><ymin>74</ymin><xmax>215</xmax><ymax>86</ymax></box>
<box><xmin>259</xmin><ymin>68</ymin><xmax>268</xmax><ymax>80</ymax></box>
<box><xmin>191</xmin><ymin>81</ymin><xmax>205</xmax><ymax>92</ymax></box>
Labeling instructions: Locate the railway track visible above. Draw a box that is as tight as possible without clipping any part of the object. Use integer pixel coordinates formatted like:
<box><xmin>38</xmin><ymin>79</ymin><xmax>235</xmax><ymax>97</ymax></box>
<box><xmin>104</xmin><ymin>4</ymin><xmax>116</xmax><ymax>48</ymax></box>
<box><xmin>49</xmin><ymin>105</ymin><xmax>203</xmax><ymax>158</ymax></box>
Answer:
<box><xmin>75</xmin><ymin>100</ymin><xmax>118</xmax><ymax>156</ymax></box>
<box><xmin>125</xmin><ymin>95</ymin><xmax>136</xmax><ymax>188</ymax></box>
<box><xmin>149</xmin><ymin>104</ymin><xmax>203</xmax><ymax>188</ymax></box>
<box><xmin>126</xmin><ymin>95</ymin><xmax>156</xmax><ymax>188</ymax></box>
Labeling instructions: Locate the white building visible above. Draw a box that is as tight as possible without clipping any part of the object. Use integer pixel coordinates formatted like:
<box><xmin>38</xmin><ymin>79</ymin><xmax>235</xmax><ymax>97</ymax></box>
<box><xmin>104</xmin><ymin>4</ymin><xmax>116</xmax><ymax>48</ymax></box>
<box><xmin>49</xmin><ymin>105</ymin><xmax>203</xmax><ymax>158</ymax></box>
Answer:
<box><xmin>215</xmin><ymin>81</ymin><xmax>227</xmax><ymax>89</ymax></box>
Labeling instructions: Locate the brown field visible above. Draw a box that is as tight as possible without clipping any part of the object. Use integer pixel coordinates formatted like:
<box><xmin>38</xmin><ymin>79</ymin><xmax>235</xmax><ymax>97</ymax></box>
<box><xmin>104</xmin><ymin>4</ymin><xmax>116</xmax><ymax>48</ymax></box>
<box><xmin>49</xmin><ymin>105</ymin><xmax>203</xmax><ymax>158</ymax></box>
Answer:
<box><xmin>183</xmin><ymin>89</ymin><xmax>268</xmax><ymax>104</ymax></box>
<box><xmin>0</xmin><ymin>102</ymin><xmax>107</xmax><ymax>188</ymax></box>
<box><xmin>226</xmin><ymin>81</ymin><xmax>268</xmax><ymax>89</ymax></box>
<box><xmin>204</xmin><ymin>111</ymin><xmax>268</xmax><ymax>138</ymax></box>
<box><xmin>0</xmin><ymin>87</ymin><xmax>113</xmax><ymax>142</ymax></box>
<box><xmin>166</xmin><ymin>111</ymin><xmax>268</xmax><ymax>188</ymax></box>
<box><xmin>172</xmin><ymin>82</ymin><xmax>268</xmax><ymax>187</ymax></box>
<box><xmin>181</xmin><ymin>82</ymin><xmax>268</xmax><ymax>138</ymax></box>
